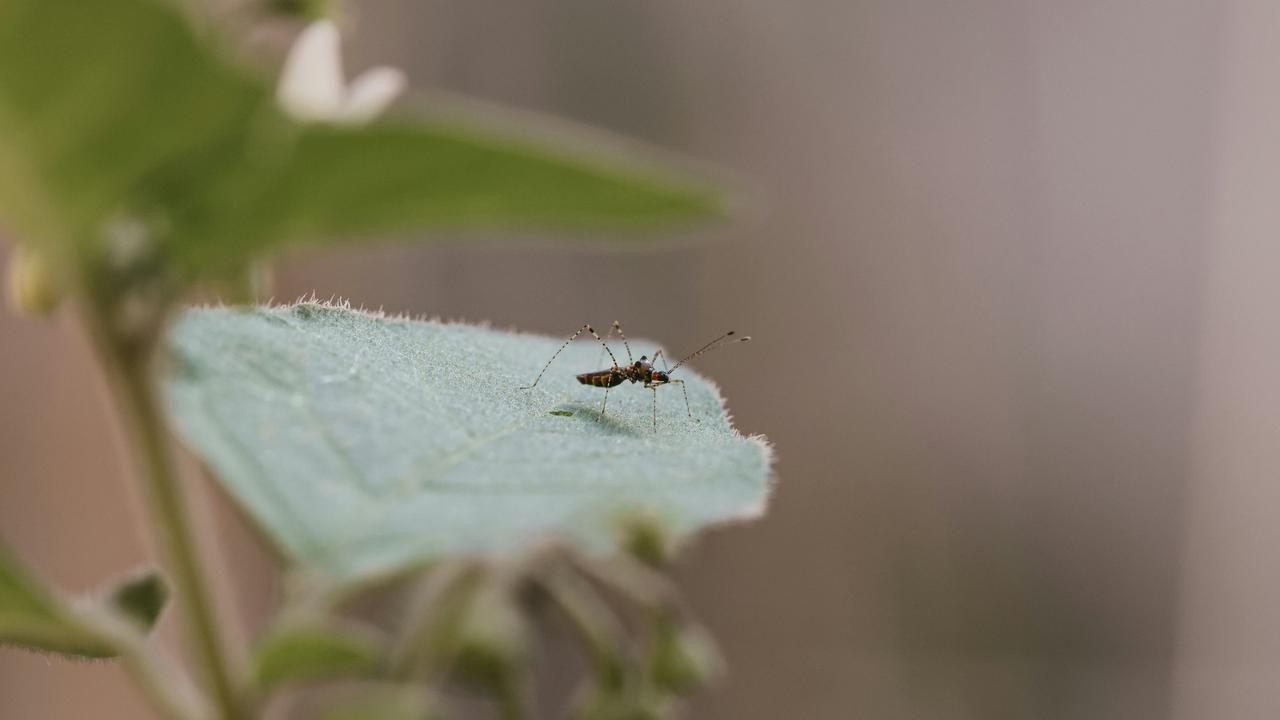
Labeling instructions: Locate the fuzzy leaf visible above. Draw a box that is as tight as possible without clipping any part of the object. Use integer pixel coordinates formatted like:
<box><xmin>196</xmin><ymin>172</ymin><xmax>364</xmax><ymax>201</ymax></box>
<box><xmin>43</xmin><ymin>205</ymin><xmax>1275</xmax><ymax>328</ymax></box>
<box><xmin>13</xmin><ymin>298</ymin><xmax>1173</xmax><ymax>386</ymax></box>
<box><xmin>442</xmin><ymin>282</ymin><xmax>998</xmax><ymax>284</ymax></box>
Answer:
<box><xmin>252</xmin><ymin>617</ymin><xmax>384</xmax><ymax>690</ymax></box>
<box><xmin>164</xmin><ymin>303</ymin><xmax>770</xmax><ymax>584</ymax></box>
<box><xmin>0</xmin><ymin>541</ymin><xmax>115</xmax><ymax>658</ymax></box>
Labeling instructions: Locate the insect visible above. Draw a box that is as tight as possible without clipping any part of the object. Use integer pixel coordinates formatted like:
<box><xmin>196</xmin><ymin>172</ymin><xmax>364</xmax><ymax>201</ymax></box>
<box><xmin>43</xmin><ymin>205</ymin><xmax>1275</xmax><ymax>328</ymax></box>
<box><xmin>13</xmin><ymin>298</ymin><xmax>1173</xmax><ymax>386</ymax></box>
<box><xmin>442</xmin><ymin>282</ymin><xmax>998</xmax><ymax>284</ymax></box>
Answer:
<box><xmin>519</xmin><ymin>321</ymin><xmax>751</xmax><ymax>430</ymax></box>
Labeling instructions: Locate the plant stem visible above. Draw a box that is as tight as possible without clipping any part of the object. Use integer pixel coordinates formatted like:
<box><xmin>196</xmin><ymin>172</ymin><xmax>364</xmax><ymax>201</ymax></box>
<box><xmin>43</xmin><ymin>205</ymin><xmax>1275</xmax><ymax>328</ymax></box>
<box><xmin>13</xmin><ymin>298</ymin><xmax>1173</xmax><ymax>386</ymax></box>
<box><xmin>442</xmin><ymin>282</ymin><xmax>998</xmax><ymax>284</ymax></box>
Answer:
<box><xmin>496</xmin><ymin>677</ymin><xmax>526</xmax><ymax>720</ymax></box>
<box><xmin>86</xmin><ymin>303</ymin><xmax>246</xmax><ymax>720</ymax></box>
<box><xmin>118</xmin><ymin>359</ymin><xmax>245</xmax><ymax>719</ymax></box>
<box><xmin>538</xmin><ymin>566</ymin><xmax>627</xmax><ymax>686</ymax></box>
<box><xmin>388</xmin><ymin>560</ymin><xmax>479</xmax><ymax>680</ymax></box>
<box><xmin>81</xmin><ymin>609</ymin><xmax>211</xmax><ymax>720</ymax></box>
<box><xmin>117</xmin><ymin>640</ymin><xmax>210</xmax><ymax>720</ymax></box>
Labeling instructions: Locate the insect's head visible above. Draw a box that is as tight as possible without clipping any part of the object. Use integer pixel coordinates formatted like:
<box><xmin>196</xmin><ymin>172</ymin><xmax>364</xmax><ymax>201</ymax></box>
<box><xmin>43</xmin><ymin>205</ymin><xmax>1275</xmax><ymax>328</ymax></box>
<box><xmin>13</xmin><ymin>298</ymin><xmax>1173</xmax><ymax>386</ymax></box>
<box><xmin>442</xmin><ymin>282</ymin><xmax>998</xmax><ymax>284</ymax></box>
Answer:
<box><xmin>651</xmin><ymin>370</ymin><xmax>670</xmax><ymax>383</ymax></box>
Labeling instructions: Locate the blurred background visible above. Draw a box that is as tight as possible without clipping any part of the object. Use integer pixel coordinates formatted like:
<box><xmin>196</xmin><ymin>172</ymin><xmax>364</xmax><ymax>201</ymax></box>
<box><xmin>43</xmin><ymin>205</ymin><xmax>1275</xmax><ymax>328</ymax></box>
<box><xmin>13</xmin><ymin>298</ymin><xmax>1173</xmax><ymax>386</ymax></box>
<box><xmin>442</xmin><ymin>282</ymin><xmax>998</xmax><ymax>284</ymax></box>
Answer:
<box><xmin>5</xmin><ymin>0</ymin><xmax>1280</xmax><ymax>717</ymax></box>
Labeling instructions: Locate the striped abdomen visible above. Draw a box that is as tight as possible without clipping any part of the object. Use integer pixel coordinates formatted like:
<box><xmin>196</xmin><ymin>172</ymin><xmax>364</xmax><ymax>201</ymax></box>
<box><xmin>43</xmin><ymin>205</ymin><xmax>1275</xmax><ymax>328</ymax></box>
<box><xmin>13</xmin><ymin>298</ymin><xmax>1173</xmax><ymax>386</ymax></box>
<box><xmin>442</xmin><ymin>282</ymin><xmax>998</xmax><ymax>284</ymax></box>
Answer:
<box><xmin>577</xmin><ymin>370</ymin><xmax>625</xmax><ymax>388</ymax></box>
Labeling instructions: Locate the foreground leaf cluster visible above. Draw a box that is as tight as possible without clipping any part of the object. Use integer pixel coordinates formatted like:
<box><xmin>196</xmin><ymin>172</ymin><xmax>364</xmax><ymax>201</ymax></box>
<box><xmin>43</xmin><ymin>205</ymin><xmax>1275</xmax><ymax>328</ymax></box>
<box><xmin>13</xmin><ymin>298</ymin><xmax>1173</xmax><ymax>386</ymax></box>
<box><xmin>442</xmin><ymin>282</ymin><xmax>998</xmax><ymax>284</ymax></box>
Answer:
<box><xmin>0</xmin><ymin>0</ymin><xmax>765</xmax><ymax>716</ymax></box>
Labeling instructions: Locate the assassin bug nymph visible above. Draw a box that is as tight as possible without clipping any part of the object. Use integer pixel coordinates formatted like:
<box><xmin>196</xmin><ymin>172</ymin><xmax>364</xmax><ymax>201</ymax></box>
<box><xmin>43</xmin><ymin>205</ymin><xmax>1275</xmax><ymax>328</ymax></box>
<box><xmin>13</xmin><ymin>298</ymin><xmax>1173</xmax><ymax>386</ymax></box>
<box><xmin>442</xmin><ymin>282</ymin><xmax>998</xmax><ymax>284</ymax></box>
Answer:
<box><xmin>519</xmin><ymin>321</ymin><xmax>750</xmax><ymax>430</ymax></box>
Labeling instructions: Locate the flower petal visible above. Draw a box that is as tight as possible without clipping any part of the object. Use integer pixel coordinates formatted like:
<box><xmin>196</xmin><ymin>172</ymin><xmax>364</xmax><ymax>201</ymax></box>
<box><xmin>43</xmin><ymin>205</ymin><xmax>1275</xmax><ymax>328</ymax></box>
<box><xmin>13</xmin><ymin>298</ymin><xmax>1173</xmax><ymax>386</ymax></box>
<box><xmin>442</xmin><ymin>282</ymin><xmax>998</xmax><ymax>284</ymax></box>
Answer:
<box><xmin>277</xmin><ymin>20</ymin><xmax>346</xmax><ymax>120</ymax></box>
<box><xmin>341</xmin><ymin>66</ymin><xmax>407</xmax><ymax>123</ymax></box>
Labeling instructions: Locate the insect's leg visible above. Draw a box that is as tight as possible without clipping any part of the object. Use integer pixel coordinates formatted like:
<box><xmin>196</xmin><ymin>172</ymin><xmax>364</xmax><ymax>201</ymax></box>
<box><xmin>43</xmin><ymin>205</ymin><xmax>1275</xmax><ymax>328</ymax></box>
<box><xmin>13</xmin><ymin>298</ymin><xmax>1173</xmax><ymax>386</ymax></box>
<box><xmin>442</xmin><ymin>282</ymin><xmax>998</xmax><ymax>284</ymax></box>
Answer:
<box><xmin>520</xmin><ymin>324</ymin><xmax>617</xmax><ymax>389</ymax></box>
<box><xmin>669</xmin><ymin>379</ymin><xmax>693</xmax><ymax>420</ymax></box>
<box><xmin>595</xmin><ymin>321</ymin><xmax>628</xmax><ymax>368</ymax></box>
<box><xmin>590</xmin><ymin>324</ymin><xmax>621</xmax><ymax>369</ymax></box>
<box><xmin>652</xmin><ymin>350</ymin><xmax>694</xmax><ymax>420</ymax></box>
<box><xmin>612</xmin><ymin>320</ymin><xmax>634</xmax><ymax>364</ymax></box>
<box><xmin>651</xmin><ymin>386</ymin><xmax>658</xmax><ymax>431</ymax></box>
<box><xmin>599</xmin><ymin>385</ymin><xmax>610</xmax><ymax>419</ymax></box>
<box><xmin>595</xmin><ymin>322</ymin><xmax>614</xmax><ymax>367</ymax></box>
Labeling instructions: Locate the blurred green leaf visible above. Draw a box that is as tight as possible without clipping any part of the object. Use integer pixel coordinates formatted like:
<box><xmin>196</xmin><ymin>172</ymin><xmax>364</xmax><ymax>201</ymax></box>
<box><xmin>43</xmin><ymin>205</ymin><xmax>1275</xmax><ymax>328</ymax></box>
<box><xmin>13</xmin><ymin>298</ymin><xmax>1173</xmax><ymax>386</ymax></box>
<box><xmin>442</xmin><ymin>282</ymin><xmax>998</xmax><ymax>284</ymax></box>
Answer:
<box><xmin>195</xmin><ymin>118</ymin><xmax>726</xmax><ymax>268</ymax></box>
<box><xmin>0</xmin><ymin>541</ymin><xmax>116</xmax><ymax>658</ymax></box>
<box><xmin>103</xmin><ymin>568</ymin><xmax>169</xmax><ymax>633</ymax></box>
<box><xmin>0</xmin><ymin>0</ymin><xmax>726</xmax><ymax>286</ymax></box>
<box><xmin>0</xmin><ymin>0</ymin><xmax>264</xmax><ymax>250</ymax></box>
<box><xmin>571</xmin><ymin>682</ymin><xmax>669</xmax><ymax>720</ymax></box>
<box><xmin>265</xmin><ymin>0</ymin><xmax>338</xmax><ymax>20</ymax></box>
<box><xmin>647</xmin><ymin>615</ymin><xmax>722</xmax><ymax>695</ymax></box>
<box><xmin>252</xmin><ymin>616</ymin><xmax>383</xmax><ymax>690</ymax></box>
<box><xmin>164</xmin><ymin>302</ymin><xmax>771</xmax><ymax>584</ymax></box>
<box><xmin>315</xmin><ymin>685</ymin><xmax>442</xmax><ymax>720</ymax></box>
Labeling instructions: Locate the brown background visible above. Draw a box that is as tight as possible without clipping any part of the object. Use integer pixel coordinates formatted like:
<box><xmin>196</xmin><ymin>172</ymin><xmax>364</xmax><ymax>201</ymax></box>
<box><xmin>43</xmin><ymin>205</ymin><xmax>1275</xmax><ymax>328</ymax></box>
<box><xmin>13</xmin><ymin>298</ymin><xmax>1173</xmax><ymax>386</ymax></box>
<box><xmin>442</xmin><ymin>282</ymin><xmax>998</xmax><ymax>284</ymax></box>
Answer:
<box><xmin>4</xmin><ymin>1</ymin><xmax>1280</xmax><ymax>718</ymax></box>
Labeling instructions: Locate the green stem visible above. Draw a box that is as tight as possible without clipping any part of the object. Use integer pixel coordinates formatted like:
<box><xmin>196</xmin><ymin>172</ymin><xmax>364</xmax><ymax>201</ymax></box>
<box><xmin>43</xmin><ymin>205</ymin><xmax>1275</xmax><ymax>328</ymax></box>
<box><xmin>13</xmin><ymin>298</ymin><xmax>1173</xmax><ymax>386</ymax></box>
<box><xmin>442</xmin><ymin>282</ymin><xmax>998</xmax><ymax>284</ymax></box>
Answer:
<box><xmin>388</xmin><ymin>560</ymin><xmax>478</xmax><ymax>680</ymax></box>
<box><xmin>85</xmin><ymin>303</ymin><xmax>246</xmax><ymax>720</ymax></box>
<box><xmin>117</xmin><ymin>641</ymin><xmax>208</xmax><ymax>720</ymax></box>
<box><xmin>496</xmin><ymin>676</ymin><xmax>526</xmax><ymax>720</ymax></box>
<box><xmin>80</xmin><ymin>609</ymin><xmax>211</xmax><ymax>720</ymax></box>
<box><xmin>538</xmin><ymin>567</ymin><xmax>627</xmax><ymax>687</ymax></box>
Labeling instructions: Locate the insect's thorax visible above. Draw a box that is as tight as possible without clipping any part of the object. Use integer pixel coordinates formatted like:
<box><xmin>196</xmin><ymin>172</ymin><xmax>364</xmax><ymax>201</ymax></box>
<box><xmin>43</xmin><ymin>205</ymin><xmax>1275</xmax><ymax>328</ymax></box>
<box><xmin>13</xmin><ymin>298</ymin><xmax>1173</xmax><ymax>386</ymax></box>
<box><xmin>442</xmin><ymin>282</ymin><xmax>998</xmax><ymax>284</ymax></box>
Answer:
<box><xmin>628</xmin><ymin>363</ymin><xmax>664</xmax><ymax>384</ymax></box>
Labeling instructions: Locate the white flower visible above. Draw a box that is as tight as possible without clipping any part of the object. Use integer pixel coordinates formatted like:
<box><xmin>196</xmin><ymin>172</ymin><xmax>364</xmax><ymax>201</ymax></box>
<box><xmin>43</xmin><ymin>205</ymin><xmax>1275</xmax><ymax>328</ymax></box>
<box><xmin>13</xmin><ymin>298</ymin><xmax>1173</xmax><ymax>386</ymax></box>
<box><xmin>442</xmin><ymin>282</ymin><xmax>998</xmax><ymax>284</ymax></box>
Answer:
<box><xmin>276</xmin><ymin>20</ymin><xmax>406</xmax><ymax>124</ymax></box>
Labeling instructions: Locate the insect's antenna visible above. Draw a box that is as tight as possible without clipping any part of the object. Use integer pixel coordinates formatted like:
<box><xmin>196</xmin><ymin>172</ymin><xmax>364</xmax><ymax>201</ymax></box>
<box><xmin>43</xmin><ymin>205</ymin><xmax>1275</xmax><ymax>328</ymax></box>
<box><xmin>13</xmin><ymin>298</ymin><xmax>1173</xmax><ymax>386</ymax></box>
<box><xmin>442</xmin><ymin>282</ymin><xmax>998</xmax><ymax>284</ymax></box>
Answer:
<box><xmin>670</xmin><ymin>331</ymin><xmax>751</xmax><ymax>372</ymax></box>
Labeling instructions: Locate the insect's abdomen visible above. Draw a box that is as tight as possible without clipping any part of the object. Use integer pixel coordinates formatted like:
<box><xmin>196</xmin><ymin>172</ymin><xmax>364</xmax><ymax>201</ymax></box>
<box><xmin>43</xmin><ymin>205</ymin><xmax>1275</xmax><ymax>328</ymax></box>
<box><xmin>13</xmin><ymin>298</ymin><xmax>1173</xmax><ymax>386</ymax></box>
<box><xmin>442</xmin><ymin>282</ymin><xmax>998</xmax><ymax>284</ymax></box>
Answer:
<box><xmin>577</xmin><ymin>370</ymin><xmax>624</xmax><ymax>388</ymax></box>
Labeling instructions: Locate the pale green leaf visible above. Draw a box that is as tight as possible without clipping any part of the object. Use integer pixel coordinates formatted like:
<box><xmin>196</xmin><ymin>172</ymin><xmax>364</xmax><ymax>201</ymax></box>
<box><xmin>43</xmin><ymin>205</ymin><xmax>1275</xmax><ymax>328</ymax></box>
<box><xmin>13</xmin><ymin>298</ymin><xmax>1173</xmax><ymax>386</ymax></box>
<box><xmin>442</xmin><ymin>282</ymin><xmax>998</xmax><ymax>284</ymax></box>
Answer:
<box><xmin>164</xmin><ymin>303</ymin><xmax>770</xmax><ymax>584</ymax></box>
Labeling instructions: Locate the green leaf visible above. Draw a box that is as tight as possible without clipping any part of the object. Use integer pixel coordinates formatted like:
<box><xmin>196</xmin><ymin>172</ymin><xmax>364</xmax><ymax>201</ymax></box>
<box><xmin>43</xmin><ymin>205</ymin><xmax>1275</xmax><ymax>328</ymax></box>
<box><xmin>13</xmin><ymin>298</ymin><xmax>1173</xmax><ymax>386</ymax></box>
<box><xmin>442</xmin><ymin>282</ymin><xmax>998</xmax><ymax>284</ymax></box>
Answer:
<box><xmin>103</xmin><ymin>569</ymin><xmax>169</xmax><ymax>633</ymax></box>
<box><xmin>315</xmin><ymin>686</ymin><xmax>443</xmax><ymax>720</ymax></box>
<box><xmin>0</xmin><ymin>0</ymin><xmax>726</xmax><ymax>284</ymax></box>
<box><xmin>0</xmin><ymin>541</ymin><xmax>115</xmax><ymax>658</ymax></box>
<box><xmin>647</xmin><ymin>616</ymin><xmax>722</xmax><ymax>694</ymax></box>
<box><xmin>252</xmin><ymin>616</ymin><xmax>384</xmax><ymax>690</ymax></box>
<box><xmin>0</xmin><ymin>0</ymin><xmax>264</xmax><ymax>248</ymax></box>
<box><xmin>164</xmin><ymin>302</ymin><xmax>771</xmax><ymax>584</ymax></box>
<box><xmin>182</xmin><ymin>118</ymin><xmax>727</xmax><ymax>272</ymax></box>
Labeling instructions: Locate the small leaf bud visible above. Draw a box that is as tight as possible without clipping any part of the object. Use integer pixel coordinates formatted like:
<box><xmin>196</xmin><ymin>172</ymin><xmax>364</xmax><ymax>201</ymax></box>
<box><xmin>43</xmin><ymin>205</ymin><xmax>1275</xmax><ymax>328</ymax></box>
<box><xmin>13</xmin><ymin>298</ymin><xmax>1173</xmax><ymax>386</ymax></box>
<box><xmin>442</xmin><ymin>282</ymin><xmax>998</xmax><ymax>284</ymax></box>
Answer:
<box><xmin>446</xmin><ymin>581</ymin><xmax>530</xmax><ymax>692</ymax></box>
<box><xmin>6</xmin><ymin>245</ymin><xmax>64</xmax><ymax>316</ymax></box>
<box><xmin>648</xmin><ymin>615</ymin><xmax>723</xmax><ymax>695</ymax></box>
<box><xmin>618</xmin><ymin>510</ymin><xmax>676</xmax><ymax>569</ymax></box>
